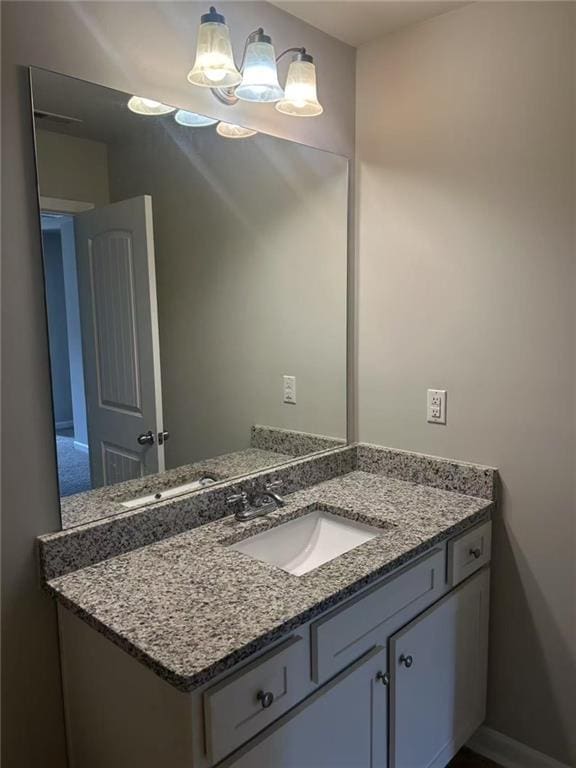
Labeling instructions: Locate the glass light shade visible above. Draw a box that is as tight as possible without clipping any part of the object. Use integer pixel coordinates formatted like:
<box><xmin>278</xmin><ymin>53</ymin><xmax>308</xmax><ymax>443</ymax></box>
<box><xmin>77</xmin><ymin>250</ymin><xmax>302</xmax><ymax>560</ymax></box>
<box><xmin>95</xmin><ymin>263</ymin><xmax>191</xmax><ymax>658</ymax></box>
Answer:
<box><xmin>275</xmin><ymin>60</ymin><xmax>323</xmax><ymax>117</ymax></box>
<box><xmin>216</xmin><ymin>121</ymin><xmax>258</xmax><ymax>139</ymax></box>
<box><xmin>235</xmin><ymin>41</ymin><xmax>284</xmax><ymax>103</ymax></box>
<box><xmin>174</xmin><ymin>109</ymin><xmax>218</xmax><ymax>127</ymax></box>
<box><xmin>187</xmin><ymin>21</ymin><xmax>242</xmax><ymax>88</ymax></box>
<box><xmin>127</xmin><ymin>97</ymin><xmax>176</xmax><ymax>116</ymax></box>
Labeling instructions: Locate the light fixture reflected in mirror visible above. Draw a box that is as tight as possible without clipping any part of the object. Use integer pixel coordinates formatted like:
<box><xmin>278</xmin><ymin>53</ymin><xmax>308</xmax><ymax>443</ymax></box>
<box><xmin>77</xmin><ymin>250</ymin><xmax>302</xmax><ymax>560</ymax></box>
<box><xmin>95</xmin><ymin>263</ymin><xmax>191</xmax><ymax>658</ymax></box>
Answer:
<box><xmin>187</xmin><ymin>7</ymin><xmax>242</xmax><ymax>88</ymax></box>
<box><xmin>234</xmin><ymin>30</ymin><xmax>283</xmax><ymax>103</ymax></box>
<box><xmin>127</xmin><ymin>97</ymin><xmax>176</xmax><ymax>116</ymax></box>
<box><xmin>276</xmin><ymin>52</ymin><xmax>323</xmax><ymax>117</ymax></box>
<box><xmin>174</xmin><ymin>109</ymin><xmax>218</xmax><ymax>127</ymax></box>
<box><xmin>216</xmin><ymin>121</ymin><xmax>258</xmax><ymax>139</ymax></box>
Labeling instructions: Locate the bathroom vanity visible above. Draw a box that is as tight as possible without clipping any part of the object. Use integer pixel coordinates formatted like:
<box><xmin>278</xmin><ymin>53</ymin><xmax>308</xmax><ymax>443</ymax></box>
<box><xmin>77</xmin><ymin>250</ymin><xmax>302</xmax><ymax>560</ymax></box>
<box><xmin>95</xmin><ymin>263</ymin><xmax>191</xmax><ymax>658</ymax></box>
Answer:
<box><xmin>40</xmin><ymin>444</ymin><xmax>496</xmax><ymax>768</ymax></box>
<box><xmin>30</xmin><ymin>63</ymin><xmax>496</xmax><ymax>768</ymax></box>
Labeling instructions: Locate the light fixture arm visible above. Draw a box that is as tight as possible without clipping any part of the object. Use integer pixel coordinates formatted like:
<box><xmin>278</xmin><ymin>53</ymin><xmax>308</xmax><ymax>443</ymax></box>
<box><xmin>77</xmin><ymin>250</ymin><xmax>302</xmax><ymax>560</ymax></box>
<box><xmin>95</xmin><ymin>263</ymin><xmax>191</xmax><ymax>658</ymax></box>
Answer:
<box><xmin>275</xmin><ymin>47</ymin><xmax>306</xmax><ymax>62</ymax></box>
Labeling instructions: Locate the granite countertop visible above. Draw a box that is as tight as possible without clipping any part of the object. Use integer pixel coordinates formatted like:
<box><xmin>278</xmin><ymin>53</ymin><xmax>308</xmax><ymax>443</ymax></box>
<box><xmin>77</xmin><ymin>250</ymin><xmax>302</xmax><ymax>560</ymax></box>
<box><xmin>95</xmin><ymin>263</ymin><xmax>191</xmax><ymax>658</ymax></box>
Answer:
<box><xmin>61</xmin><ymin>447</ymin><xmax>295</xmax><ymax>529</ymax></box>
<box><xmin>47</xmin><ymin>469</ymin><xmax>492</xmax><ymax>691</ymax></box>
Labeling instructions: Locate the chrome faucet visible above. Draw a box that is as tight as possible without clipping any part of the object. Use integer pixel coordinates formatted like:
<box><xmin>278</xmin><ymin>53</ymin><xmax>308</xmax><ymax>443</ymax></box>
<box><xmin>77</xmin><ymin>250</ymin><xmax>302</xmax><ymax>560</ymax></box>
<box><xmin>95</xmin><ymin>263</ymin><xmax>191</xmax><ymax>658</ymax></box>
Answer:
<box><xmin>226</xmin><ymin>481</ymin><xmax>285</xmax><ymax>522</ymax></box>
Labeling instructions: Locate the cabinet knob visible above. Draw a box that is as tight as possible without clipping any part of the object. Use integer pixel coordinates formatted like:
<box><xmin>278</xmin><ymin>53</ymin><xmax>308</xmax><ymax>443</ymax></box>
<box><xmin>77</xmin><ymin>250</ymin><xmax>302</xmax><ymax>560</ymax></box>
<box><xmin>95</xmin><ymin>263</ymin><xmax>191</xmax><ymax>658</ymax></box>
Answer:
<box><xmin>399</xmin><ymin>654</ymin><xmax>413</xmax><ymax>669</ymax></box>
<box><xmin>256</xmin><ymin>690</ymin><xmax>275</xmax><ymax>709</ymax></box>
<box><xmin>469</xmin><ymin>547</ymin><xmax>482</xmax><ymax>559</ymax></box>
<box><xmin>376</xmin><ymin>671</ymin><xmax>390</xmax><ymax>686</ymax></box>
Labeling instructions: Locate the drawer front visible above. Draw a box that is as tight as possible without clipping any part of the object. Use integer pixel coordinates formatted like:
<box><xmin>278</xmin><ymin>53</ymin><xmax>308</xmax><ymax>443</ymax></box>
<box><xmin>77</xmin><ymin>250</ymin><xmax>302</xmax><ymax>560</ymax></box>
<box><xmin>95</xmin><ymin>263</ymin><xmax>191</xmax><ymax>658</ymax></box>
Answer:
<box><xmin>203</xmin><ymin>635</ymin><xmax>307</xmax><ymax>764</ymax></box>
<box><xmin>311</xmin><ymin>548</ymin><xmax>446</xmax><ymax>684</ymax></box>
<box><xmin>448</xmin><ymin>520</ymin><xmax>492</xmax><ymax>587</ymax></box>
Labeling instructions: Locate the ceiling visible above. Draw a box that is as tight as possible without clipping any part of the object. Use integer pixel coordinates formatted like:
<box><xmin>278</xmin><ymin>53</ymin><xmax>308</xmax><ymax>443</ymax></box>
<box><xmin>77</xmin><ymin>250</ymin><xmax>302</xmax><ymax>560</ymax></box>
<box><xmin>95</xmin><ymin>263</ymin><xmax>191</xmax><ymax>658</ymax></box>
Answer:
<box><xmin>272</xmin><ymin>1</ymin><xmax>467</xmax><ymax>47</ymax></box>
<box><xmin>32</xmin><ymin>68</ymin><xmax>142</xmax><ymax>144</ymax></box>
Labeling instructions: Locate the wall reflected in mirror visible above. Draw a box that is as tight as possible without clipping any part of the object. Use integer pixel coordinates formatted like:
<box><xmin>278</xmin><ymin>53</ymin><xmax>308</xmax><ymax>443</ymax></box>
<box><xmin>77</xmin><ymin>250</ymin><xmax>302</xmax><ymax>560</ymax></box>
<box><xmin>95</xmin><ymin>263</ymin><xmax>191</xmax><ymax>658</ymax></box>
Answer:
<box><xmin>31</xmin><ymin>68</ymin><xmax>348</xmax><ymax>530</ymax></box>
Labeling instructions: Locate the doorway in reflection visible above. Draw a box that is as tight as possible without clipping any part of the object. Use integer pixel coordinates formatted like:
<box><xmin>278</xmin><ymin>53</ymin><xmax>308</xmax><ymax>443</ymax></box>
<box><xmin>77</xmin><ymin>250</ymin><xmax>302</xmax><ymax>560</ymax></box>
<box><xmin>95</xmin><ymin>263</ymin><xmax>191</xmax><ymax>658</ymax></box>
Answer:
<box><xmin>41</xmin><ymin>213</ymin><xmax>91</xmax><ymax>496</ymax></box>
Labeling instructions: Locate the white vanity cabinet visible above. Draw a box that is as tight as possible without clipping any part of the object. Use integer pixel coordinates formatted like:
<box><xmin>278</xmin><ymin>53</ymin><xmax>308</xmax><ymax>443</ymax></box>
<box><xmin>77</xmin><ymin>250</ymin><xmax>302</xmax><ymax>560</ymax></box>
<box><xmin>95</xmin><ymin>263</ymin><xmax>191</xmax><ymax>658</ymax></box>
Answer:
<box><xmin>389</xmin><ymin>568</ymin><xmax>490</xmax><ymax>768</ymax></box>
<box><xmin>221</xmin><ymin>645</ymin><xmax>389</xmax><ymax>768</ymax></box>
<box><xmin>58</xmin><ymin>520</ymin><xmax>491</xmax><ymax>768</ymax></box>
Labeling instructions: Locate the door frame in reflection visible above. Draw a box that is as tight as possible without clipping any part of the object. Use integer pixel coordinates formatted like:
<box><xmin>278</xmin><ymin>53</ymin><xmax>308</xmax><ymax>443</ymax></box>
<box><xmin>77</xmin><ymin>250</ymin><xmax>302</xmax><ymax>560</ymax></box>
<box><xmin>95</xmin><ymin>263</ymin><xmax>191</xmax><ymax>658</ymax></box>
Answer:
<box><xmin>40</xmin><ymin>195</ymin><xmax>165</xmax><ymax>496</ymax></box>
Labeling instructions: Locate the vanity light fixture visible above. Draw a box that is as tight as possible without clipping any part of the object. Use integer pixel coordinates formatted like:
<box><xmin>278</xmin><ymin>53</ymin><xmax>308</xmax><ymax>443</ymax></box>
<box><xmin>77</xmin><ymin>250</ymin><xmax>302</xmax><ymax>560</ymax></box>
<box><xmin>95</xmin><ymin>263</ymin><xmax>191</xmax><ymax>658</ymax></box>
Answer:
<box><xmin>234</xmin><ymin>29</ymin><xmax>283</xmax><ymax>103</ymax></box>
<box><xmin>216</xmin><ymin>121</ymin><xmax>258</xmax><ymax>139</ymax></box>
<box><xmin>189</xmin><ymin>7</ymin><xmax>323</xmax><ymax>116</ymax></box>
<box><xmin>174</xmin><ymin>109</ymin><xmax>218</xmax><ymax>127</ymax></box>
<box><xmin>187</xmin><ymin>6</ymin><xmax>242</xmax><ymax>88</ymax></box>
<box><xmin>127</xmin><ymin>96</ymin><xmax>176</xmax><ymax>116</ymax></box>
<box><xmin>276</xmin><ymin>51</ymin><xmax>323</xmax><ymax>117</ymax></box>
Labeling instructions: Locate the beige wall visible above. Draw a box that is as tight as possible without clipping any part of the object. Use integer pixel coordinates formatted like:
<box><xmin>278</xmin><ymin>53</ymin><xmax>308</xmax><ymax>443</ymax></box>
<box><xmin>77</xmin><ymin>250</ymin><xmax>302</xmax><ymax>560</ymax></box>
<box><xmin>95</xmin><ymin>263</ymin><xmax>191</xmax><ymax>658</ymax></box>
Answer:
<box><xmin>356</xmin><ymin>3</ymin><xmax>575</xmax><ymax>764</ymax></box>
<box><xmin>107</xmin><ymin>127</ymin><xmax>347</xmax><ymax>467</ymax></box>
<box><xmin>36</xmin><ymin>129</ymin><xmax>110</xmax><ymax>206</ymax></box>
<box><xmin>0</xmin><ymin>3</ymin><xmax>355</xmax><ymax>767</ymax></box>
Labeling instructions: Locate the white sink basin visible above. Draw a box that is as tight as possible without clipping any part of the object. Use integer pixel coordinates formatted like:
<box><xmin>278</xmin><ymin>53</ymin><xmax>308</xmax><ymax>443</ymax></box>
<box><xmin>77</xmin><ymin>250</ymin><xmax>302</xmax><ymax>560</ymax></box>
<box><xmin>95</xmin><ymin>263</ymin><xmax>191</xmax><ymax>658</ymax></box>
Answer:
<box><xmin>230</xmin><ymin>510</ymin><xmax>382</xmax><ymax>576</ymax></box>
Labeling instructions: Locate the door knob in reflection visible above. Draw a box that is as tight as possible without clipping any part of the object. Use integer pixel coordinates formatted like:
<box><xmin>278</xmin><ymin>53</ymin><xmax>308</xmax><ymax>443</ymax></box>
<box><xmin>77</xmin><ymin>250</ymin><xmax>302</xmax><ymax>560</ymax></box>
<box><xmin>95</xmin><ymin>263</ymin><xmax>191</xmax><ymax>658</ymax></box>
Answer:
<box><xmin>137</xmin><ymin>430</ymin><xmax>155</xmax><ymax>446</ymax></box>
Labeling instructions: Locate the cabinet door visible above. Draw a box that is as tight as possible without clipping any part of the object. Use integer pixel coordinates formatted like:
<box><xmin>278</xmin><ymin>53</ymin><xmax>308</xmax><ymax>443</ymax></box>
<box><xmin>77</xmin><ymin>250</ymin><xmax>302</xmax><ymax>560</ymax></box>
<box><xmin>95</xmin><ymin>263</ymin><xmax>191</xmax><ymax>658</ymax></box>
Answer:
<box><xmin>221</xmin><ymin>646</ymin><xmax>389</xmax><ymax>768</ymax></box>
<box><xmin>390</xmin><ymin>569</ymin><xmax>490</xmax><ymax>768</ymax></box>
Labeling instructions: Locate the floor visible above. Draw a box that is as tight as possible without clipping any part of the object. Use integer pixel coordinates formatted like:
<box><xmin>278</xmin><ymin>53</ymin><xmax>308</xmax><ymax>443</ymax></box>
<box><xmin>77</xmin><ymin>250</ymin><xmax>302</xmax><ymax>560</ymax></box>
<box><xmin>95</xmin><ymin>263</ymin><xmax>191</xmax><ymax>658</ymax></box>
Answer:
<box><xmin>56</xmin><ymin>427</ymin><xmax>92</xmax><ymax>496</ymax></box>
<box><xmin>449</xmin><ymin>748</ymin><xmax>503</xmax><ymax>767</ymax></box>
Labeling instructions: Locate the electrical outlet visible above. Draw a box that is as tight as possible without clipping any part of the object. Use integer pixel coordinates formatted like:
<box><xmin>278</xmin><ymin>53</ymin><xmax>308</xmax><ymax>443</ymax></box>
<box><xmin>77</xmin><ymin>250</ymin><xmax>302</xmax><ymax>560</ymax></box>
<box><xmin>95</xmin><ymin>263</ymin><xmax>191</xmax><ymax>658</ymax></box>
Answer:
<box><xmin>283</xmin><ymin>375</ymin><xmax>296</xmax><ymax>405</ymax></box>
<box><xmin>427</xmin><ymin>389</ymin><xmax>447</xmax><ymax>424</ymax></box>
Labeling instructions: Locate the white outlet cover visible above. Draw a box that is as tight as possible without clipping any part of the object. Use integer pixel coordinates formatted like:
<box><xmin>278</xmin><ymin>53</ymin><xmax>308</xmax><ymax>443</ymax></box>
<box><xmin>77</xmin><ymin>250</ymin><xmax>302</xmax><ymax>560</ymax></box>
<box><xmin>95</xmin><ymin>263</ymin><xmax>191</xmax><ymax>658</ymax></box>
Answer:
<box><xmin>283</xmin><ymin>375</ymin><xmax>296</xmax><ymax>405</ymax></box>
<box><xmin>427</xmin><ymin>389</ymin><xmax>447</xmax><ymax>424</ymax></box>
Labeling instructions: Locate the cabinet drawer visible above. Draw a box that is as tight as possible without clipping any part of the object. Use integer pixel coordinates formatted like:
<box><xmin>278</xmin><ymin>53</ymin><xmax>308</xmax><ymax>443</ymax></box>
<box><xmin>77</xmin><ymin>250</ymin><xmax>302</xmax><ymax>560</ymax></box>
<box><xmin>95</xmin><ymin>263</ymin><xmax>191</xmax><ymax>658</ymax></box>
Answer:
<box><xmin>311</xmin><ymin>548</ymin><xmax>446</xmax><ymax>683</ymax></box>
<box><xmin>448</xmin><ymin>520</ymin><xmax>492</xmax><ymax>587</ymax></box>
<box><xmin>203</xmin><ymin>635</ymin><xmax>307</xmax><ymax>764</ymax></box>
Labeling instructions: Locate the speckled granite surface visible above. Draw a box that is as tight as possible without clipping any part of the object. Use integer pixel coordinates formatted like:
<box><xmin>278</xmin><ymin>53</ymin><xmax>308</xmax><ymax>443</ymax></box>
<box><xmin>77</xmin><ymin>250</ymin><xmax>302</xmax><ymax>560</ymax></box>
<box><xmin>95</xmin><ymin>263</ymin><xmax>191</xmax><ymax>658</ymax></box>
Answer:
<box><xmin>357</xmin><ymin>444</ymin><xmax>496</xmax><ymax>500</ymax></box>
<box><xmin>46</xmin><ymin>470</ymin><xmax>492</xmax><ymax>692</ymax></box>
<box><xmin>40</xmin><ymin>447</ymin><xmax>357</xmax><ymax>580</ymax></box>
<box><xmin>251</xmin><ymin>425</ymin><xmax>346</xmax><ymax>457</ymax></box>
<box><xmin>60</xmin><ymin>447</ymin><xmax>296</xmax><ymax>529</ymax></box>
<box><xmin>40</xmin><ymin>444</ymin><xmax>497</xmax><ymax>581</ymax></box>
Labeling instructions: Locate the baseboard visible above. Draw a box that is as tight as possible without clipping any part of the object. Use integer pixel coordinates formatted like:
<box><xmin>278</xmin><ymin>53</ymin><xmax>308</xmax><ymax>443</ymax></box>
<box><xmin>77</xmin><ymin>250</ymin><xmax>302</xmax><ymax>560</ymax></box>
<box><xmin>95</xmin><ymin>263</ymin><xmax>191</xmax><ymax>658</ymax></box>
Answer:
<box><xmin>468</xmin><ymin>726</ymin><xmax>571</xmax><ymax>768</ymax></box>
<box><xmin>73</xmin><ymin>441</ymin><xmax>89</xmax><ymax>453</ymax></box>
<box><xmin>56</xmin><ymin>420</ymin><xmax>74</xmax><ymax>430</ymax></box>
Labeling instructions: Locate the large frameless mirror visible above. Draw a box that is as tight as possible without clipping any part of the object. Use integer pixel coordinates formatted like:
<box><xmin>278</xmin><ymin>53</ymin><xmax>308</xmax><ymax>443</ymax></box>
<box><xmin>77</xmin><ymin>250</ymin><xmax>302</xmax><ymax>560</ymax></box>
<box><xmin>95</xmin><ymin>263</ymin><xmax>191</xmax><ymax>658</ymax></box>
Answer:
<box><xmin>30</xmin><ymin>67</ymin><xmax>349</xmax><ymax>529</ymax></box>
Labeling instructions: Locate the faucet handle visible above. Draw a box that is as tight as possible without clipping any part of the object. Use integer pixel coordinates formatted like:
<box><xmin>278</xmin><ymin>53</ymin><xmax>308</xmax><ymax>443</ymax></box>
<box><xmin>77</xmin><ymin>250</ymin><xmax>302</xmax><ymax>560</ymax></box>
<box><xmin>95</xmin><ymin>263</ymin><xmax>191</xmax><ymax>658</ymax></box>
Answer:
<box><xmin>265</xmin><ymin>480</ymin><xmax>283</xmax><ymax>491</ymax></box>
<box><xmin>226</xmin><ymin>490</ymin><xmax>249</xmax><ymax>509</ymax></box>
